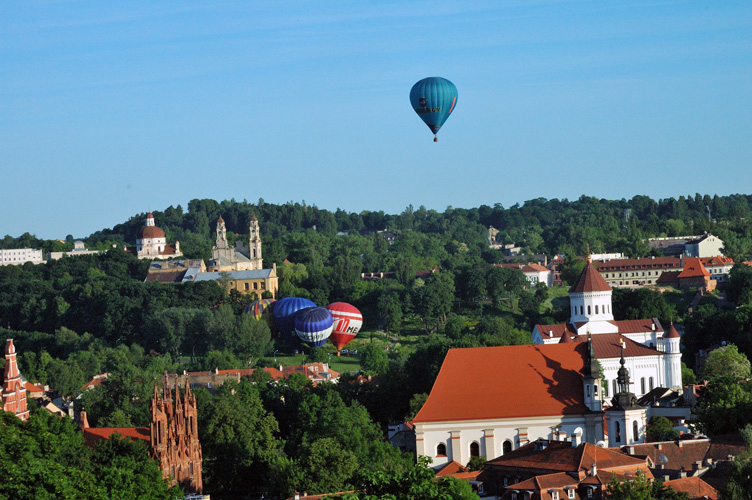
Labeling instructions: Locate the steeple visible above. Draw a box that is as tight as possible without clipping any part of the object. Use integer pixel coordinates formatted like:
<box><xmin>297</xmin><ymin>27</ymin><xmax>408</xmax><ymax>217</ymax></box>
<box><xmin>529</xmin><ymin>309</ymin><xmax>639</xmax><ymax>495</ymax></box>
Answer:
<box><xmin>3</xmin><ymin>339</ymin><xmax>29</xmax><ymax>421</ymax></box>
<box><xmin>568</xmin><ymin>257</ymin><xmax>616</xmax><ymax>333</ymax></box>
<box><xmin>582</xmin><ymin>333</ymin><xmax>603</xmax><ymax>412</ymax></box>
<box><xmin>215</xmin><ymin>216</ymin><xmax>229</xmax><ymax>250</ymax></box>
<box><xmin>249</xmin><ymin>214</ymin><xmax>263</xmax><ymax>270</ymax></box>
<box><xmin>605</xmin><ymin>345</ymin><xmax>647</xmax><ymax>446</ymax></box>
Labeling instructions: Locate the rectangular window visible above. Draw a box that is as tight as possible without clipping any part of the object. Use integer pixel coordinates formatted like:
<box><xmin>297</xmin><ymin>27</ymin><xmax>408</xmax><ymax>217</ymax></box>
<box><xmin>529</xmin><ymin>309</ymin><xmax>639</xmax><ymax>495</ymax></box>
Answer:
<box><xmin>552</xmin><ymin>492</ymin><xmax>559</xmax><ymax>500</ymax></box>
<box><xmin>588</xmin><ymin>488</ymin><xmax>594</xmax><ymax>497</ymax></box>
<box><xmin>244</xmin><ymin>283</ymin><xmax>249</xmax><ymax>290</ymax></box>
<box><xmin>568</xmin><ymin>489</ymin><xmax>575</xmax><ymax>499</ymax></box>
<box><xmin>253</xmin><ymin>282</ymin><xmax>258</xmax><ymax>289</ymax></box>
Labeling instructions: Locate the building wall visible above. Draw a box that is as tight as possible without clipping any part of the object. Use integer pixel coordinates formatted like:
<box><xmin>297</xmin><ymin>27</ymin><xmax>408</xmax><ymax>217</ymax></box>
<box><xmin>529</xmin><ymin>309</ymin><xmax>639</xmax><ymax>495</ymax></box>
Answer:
<box><xmin>226</xmin><ymin>276</ymin><xmax>278</xmax><ymax>298</ymax></box>
<box><xmin>415</xmin><ymin>415</ymin><xmax>591</xmax><ymax>468</ymax></box>
<box><xmin>0</xmin><ymin>248</ymin><xmax>43</xmax><ymax>266</ymax></box>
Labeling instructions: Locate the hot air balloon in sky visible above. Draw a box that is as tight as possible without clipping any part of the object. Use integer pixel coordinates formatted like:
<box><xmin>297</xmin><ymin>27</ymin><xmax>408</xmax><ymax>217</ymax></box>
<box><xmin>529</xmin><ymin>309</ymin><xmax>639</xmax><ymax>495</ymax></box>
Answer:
<box><xmin>243</xmin><ymin>298</ymin><xmax>275</xmax><ymax>321</ymax></box>
<box><xmin>410</xmin><ymin>77</ymin><xmax>458</xmax><ymax>142</ymax></box>
<box><xmin>273</xmin><ymin>297</ymin><xmax>316</xmax><ymax>337</ymax></box>
<box><xmin>327</xmin><ymin>302</ymin><xmax>362</xmax><ymax>355</ymax></box>
<box><xmin>294</xmin><ymin>307</ymin><xmax>334</xmax><ymax>347</ymax></box>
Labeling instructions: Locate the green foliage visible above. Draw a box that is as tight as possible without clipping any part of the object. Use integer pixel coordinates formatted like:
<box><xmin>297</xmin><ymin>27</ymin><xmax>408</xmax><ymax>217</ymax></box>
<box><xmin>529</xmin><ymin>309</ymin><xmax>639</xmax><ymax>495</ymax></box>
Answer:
<box><xmin>326</xmin><ymin>457</ymin><xmax>479</xmax><ymax>500</ymax></box>
<box><xmin>612</xmin><ymin>288</ymin><xmax>675</xmax><ymax>324</ymax></box>
<box><xmin>361</xmin><ymin>343</ymin><xmax>389</xmax><ymax>375</ymax></box>
<box><xmin>466</xmin><ymin>455</ymin><xmax>486</xmax><ymax>471</ymax></box>
<box><xmin>695</xmin><ymin>376</ymin><xmax>752</xmax><ymax>435</ymax></box>
<box><xmin>605</xmin><ymin>470</ymin><xmax>688</xmax><ymax>499</ymax></box>
<box><xmin>703</xmin><ymin>345</ymin><xmax>751</xmax><ymax>382</ymax></box>
<box><xmin>0</xmin><ymin>409</ymin><xmax>179</xmax><ymax>500</ymax></box>
<box><xmin>647</xmin><ymin>416</ymin><xmax>680</xmax><ymax>442</ymax></box>
<box><xmin>681</xmin><ymin>362</ymin><xmax>697</xmax><ymax>385</ymax></box>
<box><xmin>560</xmin><ymin>256</ymin><xmax>586</xmax><ymax>286</ymax></box>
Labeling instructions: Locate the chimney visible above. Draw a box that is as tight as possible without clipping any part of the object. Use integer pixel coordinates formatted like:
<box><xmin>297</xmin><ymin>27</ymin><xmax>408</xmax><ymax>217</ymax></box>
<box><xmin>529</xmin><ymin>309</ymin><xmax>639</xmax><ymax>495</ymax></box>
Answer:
<box><xmin>663</xmin><ymin>475</ymin><xmax>670</xmax><ymax>482</ymax></box>
<box><xmin>657</xmin><ymin>444</ymin><xmax>662</xmax><ymax>450</ymax></box>
<box><xmin>572</xmin><ymin>432</ymin><xmax>582</xmax><ymax>447</ymax></box>
<box><xmin>80</xmin><ymin>411</ymin><xmax>90</xmax><ymax>430</ymax></box>
<box><xmin>549</xmin><ymin>330</ymin><xmax>553</xmax><ymax>337</ymax></box>
<box><xmin>590</xmin><ymin>463</ymin><xmax>597</xmax><ymax>476</ymax></box>
<box><xmin>294</xmin><ymin>494</ymin><xmax>300</xmax><ymax>500</ymax></box>
<box><xmin>680</xmin><ymin>470</ymin><xmax>687</xmax><ymax>478</ymax></box>
<box><xmin>678</xmin><ymin>440</ymin><xmax>683</xmax><ymax>448</ymax></box>
<box><xmin>693</xmin><ymin>461</ymin><xmax>702</xmax><ymax>473</ymax></box>
<box><xmin>628</xmin><ymin>446</ymin><xmax>635</xmax><ymax>455</ymax></box>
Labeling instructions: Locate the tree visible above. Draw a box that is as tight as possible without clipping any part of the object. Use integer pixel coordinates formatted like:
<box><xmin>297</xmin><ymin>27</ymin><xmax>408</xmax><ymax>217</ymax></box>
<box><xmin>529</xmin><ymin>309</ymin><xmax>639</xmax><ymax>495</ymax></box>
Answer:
<box><xmin>703</xmin><ymin>345</ymin><xmax>751</xmax><ymax>382</ymax></box>
<box><xmin>378</xmin><ymin>288</ymin><xmax>404</xmax><ymax>333</ymax></box>
<box><xmin>411</xmin><ymin>272</ymin><xmax>455</xmax><ymax>334</ymax></box>
<box><xmin>605</xmin><ymin>470</ymin><xmax>688</xmax><ymax>499</ymax></box>
<box><xmin>201</xmin><ymin>379</ymin><xmax>280</xmax><ymax>494</ymax></box>
<box><xmin>647</xmin><ymin>416</ymin><xmax>680</xmax><ymax>442</ymax></box>
<box><xmin>361</xmin><ymin>343</ymin><xmax>389</xmax><ymax>376</ymax></box>
<box><xmin>695</xmin><ymin>375</ymin><xmax>752</xmax><ymax>435</ymax></box>
<box><xmin>559</xmin><ymin>256</ymin><xmax>586</xmax><ymax>286</ymax></box>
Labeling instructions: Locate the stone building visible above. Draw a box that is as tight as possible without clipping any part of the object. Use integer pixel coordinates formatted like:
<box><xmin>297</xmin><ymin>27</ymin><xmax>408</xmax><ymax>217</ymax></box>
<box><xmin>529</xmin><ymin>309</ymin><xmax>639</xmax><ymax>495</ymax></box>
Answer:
<box><xmin>133</xmin><ymin>212</ymin><xmax>182</xmax><ymax>260</ymax></box>
<box><xmin>210</xmin><ymin>214</ymin><xmax>263</xmax><ymax>271</ymax></box>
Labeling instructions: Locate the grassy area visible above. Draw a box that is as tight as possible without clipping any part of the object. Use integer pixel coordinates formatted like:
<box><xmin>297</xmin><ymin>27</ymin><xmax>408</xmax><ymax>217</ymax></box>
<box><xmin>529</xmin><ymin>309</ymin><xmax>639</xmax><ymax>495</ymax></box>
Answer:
<box><xmin>544</xmin><ymin>285</ymin><xmax>570</xmax><ymax>311</ymax></box>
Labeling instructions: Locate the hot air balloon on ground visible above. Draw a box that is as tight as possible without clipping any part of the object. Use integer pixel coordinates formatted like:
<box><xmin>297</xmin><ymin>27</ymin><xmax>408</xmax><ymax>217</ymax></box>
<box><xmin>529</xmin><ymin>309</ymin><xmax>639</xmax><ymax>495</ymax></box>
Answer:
<box><xmin>243</xmin><ymin>298</ymin><xmax>275</xmax><ymax>320</ymax></box>
<box><xmin>294</xmin><ymin>307</ymin><xmax>334</xmax><ymax>347</ymax></box>
<box><xmin>273</xmin><ymin>297</ymin><xmax>317</xmax><ymax>337</ymax></box>
<box><xmin>410</xmin><ymin>77</ymin><xmax>458</xmax><ymax>142</ymax></box>
<box><xmin>327</xmin><ymin>302</ymin><xmax>363</xmax><ymax>355</ymax></box>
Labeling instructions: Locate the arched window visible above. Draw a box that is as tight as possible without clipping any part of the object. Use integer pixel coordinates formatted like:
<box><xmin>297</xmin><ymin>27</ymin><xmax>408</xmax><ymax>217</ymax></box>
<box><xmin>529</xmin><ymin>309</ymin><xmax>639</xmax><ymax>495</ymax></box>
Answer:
<box><xmin>470</xmin><ymin>442</ymin><xmax>480</xmax><ymax>457</ymax></box>
<box><xmin>580</xmin><ymin>306</ymin><xmax>584</xmax><ymax>315</ymax></box>
<box><xmin>649</xmin><ymin>377</ymin><xmax>654</xmax><ymax>391</ymax></box>
<box><xmin>436</xmin><ymin>443</ymin><xmax>447</xmax><ymax>457</ymax></box>
<box><xmin>503</xmin><ymin>440</ymin><xmax>513</xmax><ymax>454</ymax></box>
<box><xmin>614</xmin><ymin>421</ymin><xmax>621</xmax><ymax>443</ymax></box>
<box><xmin>586</xmin><ymin>385</ymin><xmax>590</xmax><ymax>397</ymax></box>
<box><xmin>633</xmin><ymin>420</ymin><xmax>639</xmax><ymax>442</ymax></box>
<box><xmin>595</xmin><ymin>305</ymin><xmax>599</xmax><ymax>314</ymax></box>
<box><xmin>587</xmin><ymin>305</ymin><xmax>591</xmax><ymax>315</ymax></box>
<box><xmin>641</xmin><ymin>378</ymin><xmax>646</xmax><ymax>394</ymax></box>
<box><xmin>613</xmin><ymin>379</ymin><xmax>617</xmax><ymax>395</ymax></box>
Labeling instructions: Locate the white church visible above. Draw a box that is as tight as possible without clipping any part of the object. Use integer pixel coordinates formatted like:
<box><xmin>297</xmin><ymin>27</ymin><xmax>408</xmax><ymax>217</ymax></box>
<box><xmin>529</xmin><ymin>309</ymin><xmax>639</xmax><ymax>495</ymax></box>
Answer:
<box><xmin>412</xmin><ymin>259</ymin><xmax>682</xmax><ymax>469</ymax></box>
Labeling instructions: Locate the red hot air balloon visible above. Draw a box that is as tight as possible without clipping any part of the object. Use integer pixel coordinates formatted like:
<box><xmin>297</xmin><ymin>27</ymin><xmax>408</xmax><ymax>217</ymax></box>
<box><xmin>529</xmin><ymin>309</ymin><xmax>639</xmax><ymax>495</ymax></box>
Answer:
<box><xmin>326</xmin><ymin>302</ymin><xmax>363</xmax><ymax>355</ymax></box>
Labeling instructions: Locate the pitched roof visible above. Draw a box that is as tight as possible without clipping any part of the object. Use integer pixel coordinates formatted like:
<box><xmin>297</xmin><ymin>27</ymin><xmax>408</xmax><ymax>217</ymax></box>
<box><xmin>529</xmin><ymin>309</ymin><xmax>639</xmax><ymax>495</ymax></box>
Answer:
<box><xmin>523</xmin><ymin>264</ymin><xmax>550</xmax><ymax>273</ymax></box>
<box><xmin>589</xmin><ymin>334</ymin><xmax>662</xmax><ymax>359</ymax></box>
<box><xmin>594</xmin><ymin>256</ymin><xmax>682</xmax><ymax>271</ymax></box>
<box><xmin>678</xmin><ymin>258</ymin><xmax>710</xmax><ymax>278</ymax></box>
<box><xmin>665</xmin><ymin>323</ymin><xmax>680</xmax><ymax>339</ymax></box>
<box><xmin>700</xmin><ymin>256</ymin><xmax>733</xmax><ymax>267</ymax></box>
<box><xmin>535</xmin><ymin>319</ymin><xmax>663</xmax><ymax>342</ymax></box>
<box><xmin>664</xmin><ymin>476</ymin><xmax>719</xmax><ymax>500</ymax></box>
<box><xmin>82</xmin><ymin>427</ymin><xmax>150</xmax><ymax>448</ymax></box>
<box><xmin>486</xmin><ymin>441</ymin><xmax>647</xmax><ymax>473</ymax></box>
<box><xmin>413</xmin><ymin>343</ymin><xmax>589</xmax><ymax>423</ymax></box>
<box><xmin>506</xmin><ymin>471</ymin><xmax>579</xmax><ymax>490</ymax></box>
<box><xmin>618</xmin><ymin>439</ymin><xmax>711</xmax><ymax>472</ymax></box>
<box><xmin>144</xmin><ymin>269</ymin><xmax>187</xmax><ymax>283</ymax></box>
<box><xmin>435</xmin><ymin>461</ymin><xmax>469</xmax><ymax>477</ymax></box>
<box><xmin>194</xmin><ymin>269</ymin><xmax>273</xmax><ymax>281</ymax></box>
<box><xmin>569</xmin><ymin>262</ymin><xmax>611</xmax><ymax>293</ymax></box>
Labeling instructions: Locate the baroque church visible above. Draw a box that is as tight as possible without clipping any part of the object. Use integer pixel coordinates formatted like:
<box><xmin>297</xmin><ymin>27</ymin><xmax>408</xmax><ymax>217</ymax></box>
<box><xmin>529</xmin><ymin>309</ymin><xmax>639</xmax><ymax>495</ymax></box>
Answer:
<box><xmin>412</xmin><ymin>259</ymin><xmax>682</xmax><ymax>468</ymax></box>
<box><xmin>209</xmin><ymin>215</ymin><xmax>263</xmax><ymax>272</ymax></box>
<box><xmin>132</xmin><ymin>212</ymin><xmax>182</xmax><ymax>260</ymax></box>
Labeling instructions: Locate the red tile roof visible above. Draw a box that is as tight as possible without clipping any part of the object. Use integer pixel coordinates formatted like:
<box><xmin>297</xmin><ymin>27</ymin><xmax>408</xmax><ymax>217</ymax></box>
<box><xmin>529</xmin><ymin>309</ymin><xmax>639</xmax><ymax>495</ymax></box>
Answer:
<box><xmin>569</xmin><ymin>262</ymin><xmax>612</xmax><ymax>293</ymax></box>
<box><xmin>678</xmin><ymin>258</ymin><xmax>710</xmax><ymax>279</ymax></box>
<box><xmin>413</xmin><ymin>344</ymin><xmax>589</xmax><ymax>423</ymax></box>
<box><xmin>665</xmin><ymin>323</ymin><xmax>680</xmax><ymax>339</ymax></box>
<box><xmin>486</xmin><ymin>441</ymin><xmax>647</xmax><ymax>473</ymax></box>
<box><xmin>618</xmin><ymin>440</ymin><xmax>711</xmax><ymax>472</ymax></box>
<box><xmin>700</xmin><ymin>256</ymin><xmax>733</xmax><ymax>267</ymax></box>
<box><xmin>523</xmin><ymin>264</ymin><xmax>550</xmax><ymax>273</ymax></box>
<box><xmin>590</xmin><ymin>334</ymin><xmax>662</xmax><ymax>359</ymax></box>
<box><xmin>137</xmin><ymin>225</ymin><xmax>165</xmax><ymax>239</ymax></box>
<box><xmin>665</xmin><ymin>476</ymin><xmax>719</xmax><ymax>500</ymax></box>
<box><xmin>83</xmin><ymin>427</ymin><xmax>150</xmax><ymax>448</ymax></box>
<box><xmin>435</xmin><ymin>460</ymin><xmax>469</xmax><ymax>477</ymax></box>
<box><xmin>507</xmin><ymin>471</ymin><xmax>579</xmax><ymax>490</ymax></box>
<box><xmin>594</xmin><ymin>256</ymin><xmax>682</xmax><ymax>271</ymax></box>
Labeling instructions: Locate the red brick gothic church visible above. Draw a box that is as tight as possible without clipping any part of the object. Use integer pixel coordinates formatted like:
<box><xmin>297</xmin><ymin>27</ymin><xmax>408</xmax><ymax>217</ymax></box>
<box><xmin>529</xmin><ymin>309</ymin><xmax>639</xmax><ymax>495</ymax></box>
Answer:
<box><xmin>82</xmin><ymin>375</ymin><xmax>203</xmax><ymax>494</ymax></box>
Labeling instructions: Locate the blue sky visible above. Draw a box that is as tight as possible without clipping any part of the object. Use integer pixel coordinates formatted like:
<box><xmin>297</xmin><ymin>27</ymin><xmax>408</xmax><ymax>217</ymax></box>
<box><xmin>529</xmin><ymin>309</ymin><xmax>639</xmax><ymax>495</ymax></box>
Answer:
<box><xmin>2</xmin><ymin>1</ymin><xmax>750</xmax><ymax>239</ymax></box>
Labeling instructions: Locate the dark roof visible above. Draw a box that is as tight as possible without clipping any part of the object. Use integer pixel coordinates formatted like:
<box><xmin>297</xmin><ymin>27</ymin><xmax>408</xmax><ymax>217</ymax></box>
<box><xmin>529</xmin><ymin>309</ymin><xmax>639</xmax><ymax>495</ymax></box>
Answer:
<box><xmin>665</xmin><ymin>323</ymin><xmax>680</xmax><ymax>339</ymax></box>
<box><xmin>137</xmin><ymin>225</ymin><xmax>166</xmax><ymax>239</ymax></box>
<box><xmin>486</xmin><ymin>441</ymin><xmax>647</xmax><ymax>473</ymax></box>
<box><xmin>144</xmin><ymin>270</ymin><xmax>187</xmax><ymax>283</ymax></box>
<box><xmin>569</xmin><ymin>262</ymin><xmax>612</xmax><ymax>293</ymax></box>
<box><xmin>664</xmin><ymin>476</ymin><xmax>719</xmax><ymax>499</ymax></box>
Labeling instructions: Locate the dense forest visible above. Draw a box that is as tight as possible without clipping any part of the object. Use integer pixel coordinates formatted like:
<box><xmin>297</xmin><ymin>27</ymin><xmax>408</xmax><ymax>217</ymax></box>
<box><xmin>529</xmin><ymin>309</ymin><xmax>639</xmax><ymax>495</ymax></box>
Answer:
<box><xmin>5</xmin><ymin>193</ymin><xmax>752</xmax><ymax>499</ymax></box>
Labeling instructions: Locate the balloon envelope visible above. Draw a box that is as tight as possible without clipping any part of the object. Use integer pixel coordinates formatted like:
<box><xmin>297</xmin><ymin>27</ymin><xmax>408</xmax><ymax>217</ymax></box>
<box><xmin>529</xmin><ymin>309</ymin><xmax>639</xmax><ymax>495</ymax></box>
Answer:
<box><xmin>273</xmin><ymin>297</ymin><xmax>317</xmax><ymax>337</ymax></box>
<box><xmin>327</xmin><ymin>302</ymin><xmax>362</xmax><ymax>351</ymax></box>
<box><xmin>294</xmin><ymin>307</ymin><xmax>334</xmax><ymax>347</ymax></box>
<box><xmin>410</xmin><ymin>77</ymin><xmax>458</xmax><ymax>138</ymax></box>
<box><xmin>243</xmin><ymin>298</ymin><xmax>275</xmax><ymax>321</ymax></box>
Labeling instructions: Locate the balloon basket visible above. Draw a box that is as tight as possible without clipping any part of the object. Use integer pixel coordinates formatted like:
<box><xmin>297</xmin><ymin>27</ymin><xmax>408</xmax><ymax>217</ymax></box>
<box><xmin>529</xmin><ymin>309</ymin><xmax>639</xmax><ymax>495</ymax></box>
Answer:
<box><xmin>433</xmin><ymin>137</ymin><xmax>438</xmax><ymax>142</ymax></box>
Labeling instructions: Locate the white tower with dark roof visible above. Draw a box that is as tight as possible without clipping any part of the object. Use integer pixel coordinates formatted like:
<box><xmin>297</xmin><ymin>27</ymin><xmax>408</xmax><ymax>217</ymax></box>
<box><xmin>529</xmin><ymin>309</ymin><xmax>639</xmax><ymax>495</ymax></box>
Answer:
<box><xmin>249</xmin><ymin>215</ymin><xmax>262</xmax><ymax>270</ymax></box>
<box><xmin>568</xmin><ymin>258</ymin><xmax>618</xmax><ymax>334</ymax></box>
<box><xmin>660</xmin><ymin>322</ymin><xmax>682</xmax><ymax>390</ymax></box>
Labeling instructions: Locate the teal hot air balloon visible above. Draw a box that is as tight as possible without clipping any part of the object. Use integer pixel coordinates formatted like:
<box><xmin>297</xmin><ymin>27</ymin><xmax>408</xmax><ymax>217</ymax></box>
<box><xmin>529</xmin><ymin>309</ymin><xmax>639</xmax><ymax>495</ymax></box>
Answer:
<box><xmin>410</xmin><ymin>77</ymin><xmax>458</xmax><ymax>142</ymax></box>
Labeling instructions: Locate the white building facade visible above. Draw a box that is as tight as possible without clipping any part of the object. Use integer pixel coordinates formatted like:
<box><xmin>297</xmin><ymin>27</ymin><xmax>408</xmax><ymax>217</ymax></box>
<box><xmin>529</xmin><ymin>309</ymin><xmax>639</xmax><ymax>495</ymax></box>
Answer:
<box><xmin>0</xmin><ymin>248</ymin><xmax>43</xmax><ymax>266</ymax></box>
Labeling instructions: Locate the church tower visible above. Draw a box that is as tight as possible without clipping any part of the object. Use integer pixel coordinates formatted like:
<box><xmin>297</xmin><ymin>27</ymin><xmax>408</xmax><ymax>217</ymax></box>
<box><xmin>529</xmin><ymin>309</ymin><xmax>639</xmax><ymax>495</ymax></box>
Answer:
<box><xmin>582</xmin><ymin>334</ymin><xmax>605</xmax><ymax>444</ymax></box>
<box><xmin>605</xmin><ymin>347</ymin><xmax>647</xmax><ymax>447</ymax></box>
<box><xmin>660</xmin><ymin>322</ymin><xmax>682</xmax><ymax>390</ymax></box>
<box><xmin>215</xmin><ymin>215</ymin><xmax>229</xmax><ymax>250</ymax></box>
<box><xmin>3</xmin><ymin>339</ymin><xmax>29</xmax><ymax>421</ymax></box>
<box><xmin>249</xmin><ymin>215</ymin><xmax>263</xmax><ymax>270</ymax></box>
<box><xmin>568</xmin><ymin>257</ymin><xmax>617</xmax><ymax>335</ymax></box>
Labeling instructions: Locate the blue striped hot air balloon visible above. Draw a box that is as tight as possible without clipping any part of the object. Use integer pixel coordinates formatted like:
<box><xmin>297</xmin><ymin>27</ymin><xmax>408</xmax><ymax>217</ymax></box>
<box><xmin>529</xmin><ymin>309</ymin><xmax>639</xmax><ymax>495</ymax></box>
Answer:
<box><xmin>410</xmin><ymin>77</ymin><xmax>458</xmax><ymax>142</ymax></box>
<box><xmin>294</xmin><ymin>307</ymin><xmax>334</xmax><ymax>347</ymax></box>
<box><xmin>273</xmin><ymin>297</ymin><xmax>317</xmax><ymax>337</ymax></box>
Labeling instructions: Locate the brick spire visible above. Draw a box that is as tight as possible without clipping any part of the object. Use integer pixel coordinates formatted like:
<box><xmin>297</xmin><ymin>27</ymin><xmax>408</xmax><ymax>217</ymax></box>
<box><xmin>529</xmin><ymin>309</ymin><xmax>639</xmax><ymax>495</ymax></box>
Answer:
<box><xmin>3</xmin><ymin>339</ymin><xmax>29</xmax><ymax>421</ymax></box>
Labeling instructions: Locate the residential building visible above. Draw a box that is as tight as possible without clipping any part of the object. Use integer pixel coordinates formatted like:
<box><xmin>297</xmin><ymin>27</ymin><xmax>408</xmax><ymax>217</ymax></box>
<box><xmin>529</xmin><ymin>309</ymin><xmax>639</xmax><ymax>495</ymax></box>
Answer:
<box><xmin>648</xmin><ymin>233</ymin><xmax>724</xmax><ymax>258</ymax></box>
<box><xmin>144</xmin><ymin>259</ymin><xmax>206</xmax><ymax>283</ymax></box>
<box><xmin>700</xmin><ymin>256</ymin><xmax>734</xmax><ymax>283</ymax></box>
<box><xmin>0</xmin><ymin>248</ymin><xmax>43</xmax><ymax>266</ymax></box>
<box><xmin>479</xmin><ymin>439</ymin><xmax>653</xmax><ymax>500</ymax></box>
<box><xmin>166</xmin><ymin>362</ymin><xmax>341</xmax><ymax>391</ymax></box>
<box><xmin>495</xmin><ymin>263</ymin><xmax>553</xmax><ymax>287</ymax></box>
<box><xmin>593</xmin><ymin>256</ymin><xmax>683</xmax><ymax>287</ymax></box>
<box><xmin>193</xmin><ymin>267</ymin><xmax>279</xmax><ymax>298</ymax></box>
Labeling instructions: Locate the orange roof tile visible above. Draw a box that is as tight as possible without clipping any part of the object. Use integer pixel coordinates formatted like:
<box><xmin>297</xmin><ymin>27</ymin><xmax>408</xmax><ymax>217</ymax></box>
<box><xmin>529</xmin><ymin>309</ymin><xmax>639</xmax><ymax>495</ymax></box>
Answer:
<box><xmin>83</xmin><ymin>427</ymin><xmax>150</xmax><ymax>448</ymax></box>
<box><xmin>487</xmin><ymin>441</ymin><xmax>647</xmax><ymax>473</ymax></box>
<box><xmin>535</xmin><ymin>319</ymin><xmax>663</xmax><ymax>342</ymax></box>
<box><xmin>435</xmin><ymin>460</ymin><xmax>469</xmax><ymax>477</ymax></box>
<box><xmin>665</xmin><ymin>476</ymin><xmax>719</xmax><ymax>500</ymax></box>
<box><xmin>665</xmin><ymin>323</ymin><xmax>680</xmax><ymax>339</ymax></box>
<box><xmin>413</xmin><ymin>344</ymin><xmax>589</xmax><ymax>423</ymax></box>
<box><xmin>677</xmin><ymin>258</ymin><xmax>710</xmax><ymax>279</ymax></box>
<box><xmin>569</xmin><ymin>262</ymin><xmax>612</xmax><ymax>293</ymax></box>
